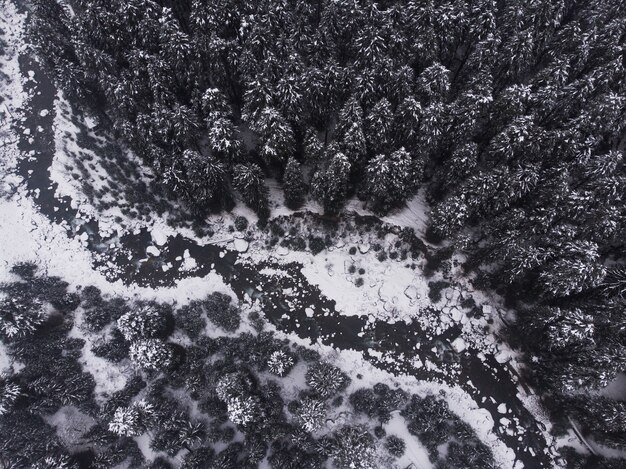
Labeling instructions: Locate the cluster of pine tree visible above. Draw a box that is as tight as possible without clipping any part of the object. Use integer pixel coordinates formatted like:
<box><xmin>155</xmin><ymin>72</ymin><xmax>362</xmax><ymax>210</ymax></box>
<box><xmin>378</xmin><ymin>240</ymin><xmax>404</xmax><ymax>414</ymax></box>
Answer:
<box><xmin>28</xmin><ymin>0</ymin><xmax>626</xmax><ymax>455</ymax></box>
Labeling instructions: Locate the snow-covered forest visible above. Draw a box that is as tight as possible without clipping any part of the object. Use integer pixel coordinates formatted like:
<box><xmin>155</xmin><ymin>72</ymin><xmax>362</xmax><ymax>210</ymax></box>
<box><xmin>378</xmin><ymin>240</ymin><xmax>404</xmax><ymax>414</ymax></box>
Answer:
<box><xmin>0</xmin><ymin>0</ymin><xmax>625</xmax><ymax>467</ymax></box>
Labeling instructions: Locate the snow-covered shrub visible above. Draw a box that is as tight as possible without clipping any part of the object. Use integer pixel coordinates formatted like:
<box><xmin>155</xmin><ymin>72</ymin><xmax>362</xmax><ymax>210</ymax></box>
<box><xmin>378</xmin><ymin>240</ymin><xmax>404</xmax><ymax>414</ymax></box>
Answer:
<box><xmin>176</xmin><ymin>301</ymin><xmax>206</xmax><ymax>339</ymax></box>
<box><xmin>331</xmin><ymin>425</ymin><xmax>377</xmax><ymax>469</ymax></box>
<box><xmin>308</xmin><ymin>236</ymin><xmax>325</xmax><ymax>255</ymax></box>
<box><xmin>305</xmin><ymin>362</ymin><xmax>350</xmax><ymax>398</ymax></box>
<box><xmin>283</xmin><ymin>157</ymin><xmax>306</xmax><ymax>209</ymax></box>
<box><xmin>234</xmin><ymin>215</ymin><xmax>249</xmax><ymax>232</ymax></box>
<box><xmin>385</xmin><ymin>435</ymin><xmax>406</xmax><ymax>457</ymax></box>
<box><xmin>215</xmin><ymin>372</ymin><xmax>252</xmax><ymax>402</ymax></box>
<box><xmin>267</xmin><ymin>350</ymin><xmax>295</xmax><ymax>377</ymax></box>
<box><xmin>91</xmin><ymin>328</ymin><xmax>129</xmax><ymax>362</ymax></box>
<box><xmin>117</xmin><ymin>303</ymin><xmax>172</xmax><ymax>342</ymax></box>
<box><xmin>294</xmin><ymin>398</ymin><xmax>327</xmax><ymax>433</ymax></box>
<box><xmin>223</xmin><ymin>395</ymin><xmax>261</xmax><ymax>426</ymax></box>
<box><xmin>108</xmin><ymin>400</ymin><xmax>154</xmax><ymax>436</ymax></box>
<box><xmin>84</xmin><ymin>297</ymin><xmax>130</xmax><ymax>332</ymax></box>
<box><xmin>215</xmin><ymin>372</ymin><xmax>261</xmax><ymax>426</ymax></box>
<box><xmin>0</xmin><ymin>296</ymin><xmax>46</xmax><ymax>339</ymax></box>
<box><xmin>0</xmin><ymin>379</ymin><xmax>21</xmax><ymax>415</ymax></box>
<box><xmin>129</xmin><ymin>339</ymin><xmax>173</xmax><ymax>371</ymax></box>
<box><xmin>203</xmin><ymin>292</ymin><xmax>240</xmax><ymax>333</ymax></box>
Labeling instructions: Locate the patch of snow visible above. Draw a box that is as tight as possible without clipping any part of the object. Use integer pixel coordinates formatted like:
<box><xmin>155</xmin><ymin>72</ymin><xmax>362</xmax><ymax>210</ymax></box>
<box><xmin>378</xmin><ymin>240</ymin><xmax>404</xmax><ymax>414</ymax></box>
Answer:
<box><xmin>233</xmin><ymin>238</ymin><xmax>249</xmax><ymax>253</ymax></box>
<box><xmin>451</xmin><ymin>337</ymin><xmax>467</xmax><ymax>353</ymax></box>
<box><xmin>146</xmin><ymin>246</ymin><xmax>160</xmax><ymax>257</ymax></box>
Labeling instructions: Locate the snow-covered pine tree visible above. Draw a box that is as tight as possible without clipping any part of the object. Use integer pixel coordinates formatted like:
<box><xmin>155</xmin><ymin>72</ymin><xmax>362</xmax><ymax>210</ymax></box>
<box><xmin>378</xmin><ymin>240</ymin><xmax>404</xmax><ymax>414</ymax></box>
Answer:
<box><xmin>293</xmin><ymin>398</ymin><xmax>327</xmax><ymax>433</ymax></box>
<box><xmin>181</xmin><ymin>149</ymin><xmax>233</xmax><ymax>212</ymax></box>
<box><xmin>117</xmin><ymin>304</ymin><xmax>170</xmax><ymax>342</ymax></box>
<box><xmin>0</xmin><ymin>296</ymin><xmax>46</xmax><ymax>339</ymax></box>
<box><xmin>0</xmin><ymin>379</ymin><xmax>20</xmax><ymax>415</ymax></box>
<box><xmin>207</xmin><ymin>116</ymin><xmax>242</xmax><ymax>164</ymax></box>
<box><xmin>267</xmin><ymin>350</ymin><xmax>295</xmax><ymax>377</ymax></box>
<box><xmin>331</xmin><ymin>425</ymin><xmax>377</xmax><ymax>469</ymax></box>
<box><xmin>310</xmin><ymin>147</ymin><xmax>351</xmax><ymax>216</ymax></box>
<box><xmin>250</xmin><ymin>107</ymin><xmax>295</xmax><ymax>165</ymax></box>
<box><xmin>128</xmin><ymin>339</ymin><xmax>173</xmax><ymax>371</ymax></box>
<box><xmin>201</xmin><ymin>88</ymin><xmax>230</xmax><ymax>120</ymax></box>
<box><xmin>364</xmin><ymin>148</ymin><xmax>414</xmax><ymax>214</ymax></box>
<box><xmin>305</xmin><ymin>362</ymin><xmax>350</xmax><ymax>398</ymax></box>
<box><xmin>364</xmin><ymin>98</ymin><xmax>393</xmax><ymax>156</ymax></box>
<box><xmin>282</xmin><ymin>157</ymin><xmax>306</xmax><ymax>209</ymax></box>
<box><xmin>232</xmin><ymin>163</ymin><xmax>270</xmax><ymax>219</ymax></box>
<box><xmin>108</xmin><ymin>400</ymin><xmax>154</xmax><ymax>437</ymax></box>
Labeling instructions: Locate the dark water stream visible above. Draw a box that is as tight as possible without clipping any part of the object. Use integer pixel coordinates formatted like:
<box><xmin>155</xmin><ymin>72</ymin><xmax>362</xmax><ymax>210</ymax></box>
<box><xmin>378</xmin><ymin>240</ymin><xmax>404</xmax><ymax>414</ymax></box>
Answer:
<box><xmin>13</xmin><ymin>53</ymin><xmax>554</xmax><ymax>468</ymax></box>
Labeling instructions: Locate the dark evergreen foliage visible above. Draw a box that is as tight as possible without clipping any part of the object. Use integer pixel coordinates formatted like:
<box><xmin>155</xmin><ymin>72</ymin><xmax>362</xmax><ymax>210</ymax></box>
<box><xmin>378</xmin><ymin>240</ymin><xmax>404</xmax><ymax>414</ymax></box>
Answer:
<box><xmin>22</xmin><ymin>0</ymin><xmax>626</xmax><ymax>459</ymax></box>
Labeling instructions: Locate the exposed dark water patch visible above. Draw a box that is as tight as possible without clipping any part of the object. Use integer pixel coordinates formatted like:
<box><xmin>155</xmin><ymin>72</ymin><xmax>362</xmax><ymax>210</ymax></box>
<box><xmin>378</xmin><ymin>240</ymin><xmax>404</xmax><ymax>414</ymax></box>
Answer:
<box><xmin>13</xmin><ymin>54</ymin><xmax>553</xmax><ymax>468</ymax></box>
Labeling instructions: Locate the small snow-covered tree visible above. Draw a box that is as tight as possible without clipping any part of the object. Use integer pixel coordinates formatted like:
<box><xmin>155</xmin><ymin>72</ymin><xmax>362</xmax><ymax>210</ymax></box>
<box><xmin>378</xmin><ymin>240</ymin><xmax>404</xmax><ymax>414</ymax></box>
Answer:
<box><xmin>305</xmin><ymin>362</ymin><xmax>350</xmax><ymax>398</ymax></box>
<box><xmin>294</xmin><ymin>398</ymin><xmax>327</xmax><ymax>433</ymax></box>
<box><xmin>215</xmin><ymin>372</ymin><xmax>261</xmax><ymax>427</ymax></box>
<box><xmin>365</xmin><ymin>98</ymin><xmax>393</xmax><ymax>155</ymax></box>
<box><xmin>429</xmin><ymin>196</ymin><xmax>470</xmax><ymax>239</ymax></box>
<box><xmin>283</xmin><ymin>157</ymin><xmax>306</xmax><ymax>209</ymax></box>
<box><xmin>336</xmin><ymin>97</ymin><xmax>367</xmax><ymax>164</ymax></box>
<box><xmin>0</xmin><ymin>379</ymin><xmax>21</xmax><ymax>415</ymax></box>
<box><xmin>108</xmin><ymin>400</ymin><xmax>154</xmax><ymax>436</ymax></box>
<box><xmin>250</xmin><ymin>107</ymin><xmax>295</xmax><ymax>165</ymax></box>
<box><xmin>180</xmin><ymin>149</ymin><xmax>233</xmax><ymax>212</ymax></box>
<box><xmin>232</xmin><ymin>164</ymin><xmax>270</xmax><ymax>219</ymax></box>
<box><xmin>223</xmin><ymin>395</ymin><xmax>261</xmax><ymax>426</ymax></box>
<box><xmin>546</xmin><ymin>309</ymin><xmax>595</xmax><ymax>352</ymax></box>
<box><xmin>303</xmin><ymin>128</ymin><xmax>324</xmax><ymax>164</ymax></box>
<box><xmin>129</xmin><ymin>339</ymin><xmax>173</xmax><ymax>371</ymax></box>
<box><xmin>416</xmin><ymin>63</ymin><xmax>450</xmax><ymax>102</ymax></box>
<box><xmin>331</xmin><ymin>425</ymin><xmax>377</xmax><ymax>469</ymax></box>
<box><xmin>311</xmin><ymin>149</ymin><xmax>351</xmax><ymax>215</ymax></box>
<box><xmin>0</xmin><ymin>296</ymin><xmax>46</xmax><ymax>339</ymax></box>
<box><xmin>364</xmin><ymin>148</ymin><xmax>415</xmax><ymax>214</ymax></box>
<box><xmin>201</xmin><ymin>88</ymin><xmax>230</xmax><ymax>119</ymax></box>
<box><xmin>385</xmin><ymin>435</ymin><xmax>406</xmax><ymax>458</ymax></box>
<box><xmin>207</xmin><ymin>116</ymin><xmax>242</xmax><ymax>163</ymax></box>
<box><xmin>117</xmin><ymin>304</ymin><xmax>169</xmax><ymax>342</ymax></box>
<box><xmin>267</xmin><ymin>350</ymin><xmax>295</xmax><ymax>377</ymax></box>
<box><xmin>539</xmin><ymin>257</ymin><xmax>607</xmax><ymax>297</ymax></box>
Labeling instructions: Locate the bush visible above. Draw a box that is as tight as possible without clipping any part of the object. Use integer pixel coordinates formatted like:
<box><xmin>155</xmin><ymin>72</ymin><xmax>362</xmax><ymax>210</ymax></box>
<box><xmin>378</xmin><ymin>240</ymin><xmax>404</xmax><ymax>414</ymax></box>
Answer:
<box><xmin>385</xmin><ymin>435</ymin><xmax>406</xmax><ymax>457</ymax></box>
<box><xmin>84</xmin><ymin>297</ymin><xmax>130</xmax><ymax>332</ymax></box>
<box><xmin>117</xmin><ymin>303</ymin><xmax>173</xmax><ymax>342</ymax></box>
<box><xmin>292</xmin><ymin>236</ymin><xmax>306</xmax><ymax>251</ymax></box>
<box><xmin>234</xmin><ymin>216</ymin><xmax>248</xmax><ymax>231</ymax></box>
<box><xmin>92</xmin><ymin>328</ymin><xmax>130</xmax><ymax>362</ymax></box>
<box><xmin>203</xmin><ymin>292</ymin><xmax>241</xmax><ymax>333</ymax></box>
<box><xmin>308</xmin><ymin>236</ymin><xmax>325</xmax><ymax>255</ymax></box>
<box><xmin>428</xmin><ymin>281</ymin><xmax>450</xmax><ymax>303</ymax></box>
<box><xmin>306</xmin><ymin>362</ymin><xmax>350</xmax><ymax>399</ymax></box>
<box><xmin>81</xmin><ymin>285</ymin><xmax>103</xmax><ymax>308</ymax></box>
<box><xmin>129</xmin><ymin>339</ymin><xmax>174</xmax><ymax>371</ymax></box>
<box><xmin>176</xmin><ymin>301</ymin><xmax>206</xmax><ymax>339</ymax></box>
